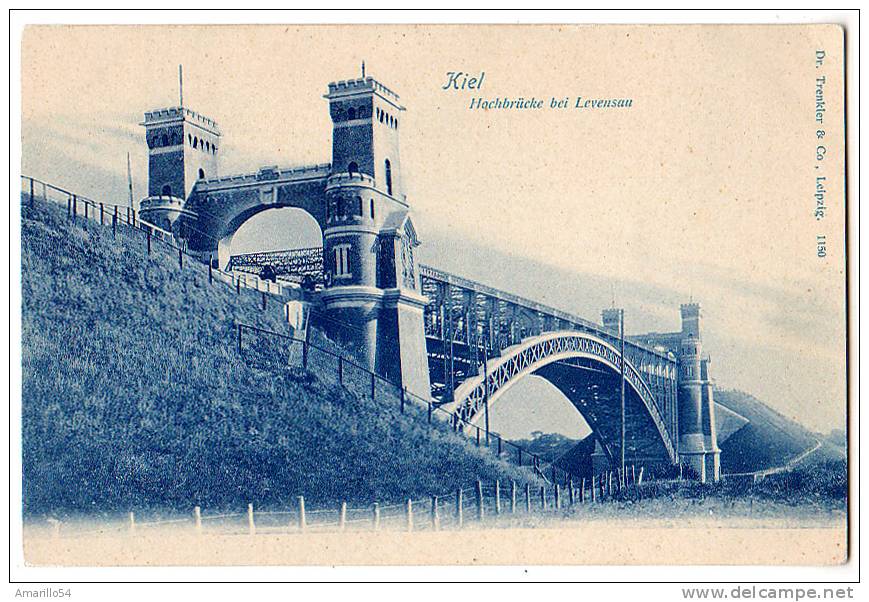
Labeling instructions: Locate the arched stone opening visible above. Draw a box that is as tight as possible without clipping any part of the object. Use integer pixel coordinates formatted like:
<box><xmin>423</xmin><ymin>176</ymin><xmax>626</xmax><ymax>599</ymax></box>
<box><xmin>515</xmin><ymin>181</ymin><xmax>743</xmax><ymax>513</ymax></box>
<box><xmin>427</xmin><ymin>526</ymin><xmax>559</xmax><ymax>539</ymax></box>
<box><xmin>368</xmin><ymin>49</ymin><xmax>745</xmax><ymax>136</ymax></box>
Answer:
<box><xmin>216</xmin><ymin>206</ymin><xmax>324</xmax><ymax>272</ymax></box>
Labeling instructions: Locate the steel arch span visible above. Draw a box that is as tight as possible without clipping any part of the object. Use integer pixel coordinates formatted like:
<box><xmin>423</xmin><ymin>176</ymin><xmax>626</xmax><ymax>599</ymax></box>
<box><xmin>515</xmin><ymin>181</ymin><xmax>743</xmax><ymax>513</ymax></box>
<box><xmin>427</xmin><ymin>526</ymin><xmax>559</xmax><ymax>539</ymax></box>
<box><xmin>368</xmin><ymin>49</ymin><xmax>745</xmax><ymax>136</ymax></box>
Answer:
<box><xmin>441</xmin><ymin>331</ymin><xmax>678</xmax><ymax>465</ymax></box>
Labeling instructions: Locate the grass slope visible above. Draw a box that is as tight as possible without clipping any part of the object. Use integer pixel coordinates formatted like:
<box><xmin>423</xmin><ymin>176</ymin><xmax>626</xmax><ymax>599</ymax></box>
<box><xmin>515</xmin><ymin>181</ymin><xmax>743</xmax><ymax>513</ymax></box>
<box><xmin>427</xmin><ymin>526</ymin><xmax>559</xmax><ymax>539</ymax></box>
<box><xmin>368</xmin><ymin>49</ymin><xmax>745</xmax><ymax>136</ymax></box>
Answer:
<box><xmin>21</xmin><ymin>199</ymin><xmax>537</xmax><ymax>517</ymax></box>
<box><xmin>714</xmin><ymin>389</ymin><xmax>840</xmax><ymax>474</ymax></box>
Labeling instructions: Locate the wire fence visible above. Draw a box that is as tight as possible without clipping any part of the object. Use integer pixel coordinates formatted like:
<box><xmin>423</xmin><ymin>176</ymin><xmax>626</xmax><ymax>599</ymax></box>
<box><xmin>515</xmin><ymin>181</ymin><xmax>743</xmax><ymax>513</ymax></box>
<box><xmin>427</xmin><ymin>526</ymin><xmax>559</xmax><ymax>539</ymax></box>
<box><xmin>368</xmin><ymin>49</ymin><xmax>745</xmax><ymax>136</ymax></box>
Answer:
<box><xmin>20</xmin><ymin>175</ymin><xmax>294</xmax><ymax>299</ymax></box>
<box><xmin>35</xmin><ymin>468</ymin><xmax>663</xmax><ymax>540</ymax></box>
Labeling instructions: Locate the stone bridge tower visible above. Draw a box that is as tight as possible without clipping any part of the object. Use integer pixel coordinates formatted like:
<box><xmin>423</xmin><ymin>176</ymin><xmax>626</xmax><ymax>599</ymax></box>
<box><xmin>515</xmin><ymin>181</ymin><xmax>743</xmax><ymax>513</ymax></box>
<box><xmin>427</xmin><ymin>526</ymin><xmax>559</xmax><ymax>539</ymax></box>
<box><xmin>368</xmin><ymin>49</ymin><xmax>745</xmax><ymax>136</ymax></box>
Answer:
<box><xmin>139</xmin><ymin>106</ymin><xmax>221</xmax><ymax>231</ymax></box>
<box><xmin>677</xmin><ymin>303</ymin><xmax>720</xmax><ymax>482</ymax></box>
<box><xmin>319</xmin><ymin>76</ymin><xmax>431</xmax><ymax>400</ymax></box>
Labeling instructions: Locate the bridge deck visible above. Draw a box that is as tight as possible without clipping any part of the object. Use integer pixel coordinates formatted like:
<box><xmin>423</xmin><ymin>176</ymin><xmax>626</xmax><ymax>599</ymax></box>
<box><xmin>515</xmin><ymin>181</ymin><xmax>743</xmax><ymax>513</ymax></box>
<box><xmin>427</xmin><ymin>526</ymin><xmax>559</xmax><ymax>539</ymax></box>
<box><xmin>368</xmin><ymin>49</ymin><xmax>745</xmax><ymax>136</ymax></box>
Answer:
<box><xmin>419</xmin><ymin>264</ymin><xmax>672</xmax><ymax>362</ymax></box>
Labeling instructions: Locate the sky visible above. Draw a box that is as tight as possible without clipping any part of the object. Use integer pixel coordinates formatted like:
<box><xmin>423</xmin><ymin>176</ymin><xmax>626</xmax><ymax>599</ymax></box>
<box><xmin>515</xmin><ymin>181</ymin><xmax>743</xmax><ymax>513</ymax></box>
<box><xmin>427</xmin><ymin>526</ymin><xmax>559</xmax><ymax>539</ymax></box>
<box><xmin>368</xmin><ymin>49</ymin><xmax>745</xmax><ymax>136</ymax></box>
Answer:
<box><xmin>19</xmin><ymin>25</ymin><xmax>847</xmax><ymax>435</ymax></box>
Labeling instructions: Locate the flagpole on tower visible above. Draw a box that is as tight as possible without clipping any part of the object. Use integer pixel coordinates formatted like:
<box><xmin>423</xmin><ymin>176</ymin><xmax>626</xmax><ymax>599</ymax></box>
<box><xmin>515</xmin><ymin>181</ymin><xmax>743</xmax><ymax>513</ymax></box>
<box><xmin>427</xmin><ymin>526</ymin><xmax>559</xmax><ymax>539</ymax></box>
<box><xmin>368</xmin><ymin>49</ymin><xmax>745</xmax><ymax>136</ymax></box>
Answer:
<box><xmin>361</xmin><ymin>61</ymin><xmax>366</xmax><ymax>78</ymax></box>
<box><xmin>179</xmin><ymin>64</ymin><xmax>184</xmax><ymax>107</ymax></box>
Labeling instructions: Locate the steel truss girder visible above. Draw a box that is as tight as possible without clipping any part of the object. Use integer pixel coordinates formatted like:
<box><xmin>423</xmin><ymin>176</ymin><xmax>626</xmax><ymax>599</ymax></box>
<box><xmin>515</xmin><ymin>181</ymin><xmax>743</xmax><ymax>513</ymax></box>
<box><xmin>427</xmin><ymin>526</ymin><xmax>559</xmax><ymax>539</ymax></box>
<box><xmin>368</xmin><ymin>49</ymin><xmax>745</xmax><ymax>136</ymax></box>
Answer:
<box><xmin>447</xmin><ymin>331</ymin><xmax>678</xmax><ymax>464</ymax></box>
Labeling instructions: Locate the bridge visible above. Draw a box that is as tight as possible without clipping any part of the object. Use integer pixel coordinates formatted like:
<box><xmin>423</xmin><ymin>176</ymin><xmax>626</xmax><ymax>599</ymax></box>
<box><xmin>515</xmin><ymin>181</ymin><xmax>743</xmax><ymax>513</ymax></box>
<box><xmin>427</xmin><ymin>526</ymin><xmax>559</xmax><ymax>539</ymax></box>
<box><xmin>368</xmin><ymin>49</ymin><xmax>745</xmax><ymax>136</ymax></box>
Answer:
<box><xmin>138</xmin><ymin>72</ymin><xmax>722</xmax><ymax>482</ymax></box>
<box><xmin>227</xmin><ymin>247</ymin><xmax>325</xmax><ymax>288</ymax></box>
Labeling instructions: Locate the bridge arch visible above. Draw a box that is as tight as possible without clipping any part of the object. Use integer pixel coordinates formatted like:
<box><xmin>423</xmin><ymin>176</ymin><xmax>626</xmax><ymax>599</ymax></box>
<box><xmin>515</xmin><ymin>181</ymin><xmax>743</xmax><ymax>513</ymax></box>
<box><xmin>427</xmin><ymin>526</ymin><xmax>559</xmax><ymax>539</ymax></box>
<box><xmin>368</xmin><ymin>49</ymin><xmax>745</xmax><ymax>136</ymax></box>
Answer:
<box><xmin>216</xmin><ymin>204</ymin><xmax>324</xmax><ymax>269</ymax></box>
<box><xmin>443</xmin><ymin>331</ymin><xmax>677</xmax><ymax>466</ymax></box>
<box><xmin>178</xmin><ymin>172</ymin><xmax>330</xmax><ymax>268</ymax></box>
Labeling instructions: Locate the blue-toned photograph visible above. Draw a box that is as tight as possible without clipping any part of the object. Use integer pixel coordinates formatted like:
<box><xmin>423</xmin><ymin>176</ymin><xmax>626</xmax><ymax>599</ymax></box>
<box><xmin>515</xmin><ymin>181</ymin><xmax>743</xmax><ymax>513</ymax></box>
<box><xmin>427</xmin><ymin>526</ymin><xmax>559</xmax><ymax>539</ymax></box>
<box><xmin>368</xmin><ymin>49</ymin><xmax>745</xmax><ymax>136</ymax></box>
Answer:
<box><xmin>14</xmin><ymin>22</ymin><xmax>850</xmax><ymax>569</ymax></box>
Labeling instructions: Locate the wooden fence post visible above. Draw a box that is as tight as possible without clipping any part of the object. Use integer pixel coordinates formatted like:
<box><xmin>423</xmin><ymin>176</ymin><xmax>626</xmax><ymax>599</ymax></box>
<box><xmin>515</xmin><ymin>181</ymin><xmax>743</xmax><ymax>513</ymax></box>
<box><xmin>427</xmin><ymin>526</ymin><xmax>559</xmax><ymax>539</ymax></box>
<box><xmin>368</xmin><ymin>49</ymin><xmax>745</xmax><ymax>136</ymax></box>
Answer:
<box><xmin>638</xmin><ymin>466</ymin><xmax>644</xmax><ymax>486</ymax></box>
<box><xmin>540</xmin><ymin>486</ymin><xmax>547</xmax><ymax>510</ymax></box>
<box><xmin>494</xmin><ymin>480</ymin><xmax>501</xmax><ymax>515</ymax></box>
<box><xmin>400</xmin><ymin>388</ymin><xmax>406</xmax><ymax>413</ymax></box>
<box><xmin>179</xmin><ymin>247</ymin><xmax>184</xmax><ymax>270</ymax></box>
<box><xmin>209</xmin><ymin>262</ymin><xmax>213</xmax><ymax>285</ymax></box>
<box><xmin>568</xmin><ymin>478</ymin><xmax>575</xmax><ymax>506</ymax></box>
<box><xmin>525</xmin><ymin>483</ymin><xmax>531</xmax><ymax>513</ymax></box>
<box><xmin>497</xmin><ymin>436</ymin><xmax>502</xmax><ymax>456</ymax></box>
<box><xmin>112</xmin><ymin>206</ymin><xmax>117</xmax><ymax>237</ymax></box>
<box><xmin>100</xmin><ymin>203</ymin><xmax>104</xmax><ymax>225</ymax></box>
<box><xmin>591</xmin><ymin>476</ymin><xmax>597</xmax><ymax>502</ymax></box>
<box><xmin>510</xmin><ymin>480</ymin><xmax>517</xmax><ymax>514</ymax></box>
<box><xmin>475</xmin><ymin>428</ymin><xmax>480</xmax><ymax>447</ymax></box>
<box><xmin>475</xmin><ymin>480</ymin><xmax>484</xmax><ymax>521</ymax></box>
<box><xmin>67</xmin><ymin>195</ymin><xmax>71</xmax><ymax>218</ymax></box>
<box><xmin>406</xmin><ymin>499</ymin><xmax>413</xmax><ymax>532</ymax></box>
<box><xmin>632</xmin><ymin>464</ymin><xmax>637</xmax><ymax>485</ymax></box>
<box><xmin>192</xmin><ymin>505</ymin><xmax>202</xmax><ymax>534</ymax></box>
<box><xmin>456</xmin><ymin>489</ymin><xmax>463</xmax><ymax>528</ymax></box>
<box><xmin>248</xmin><ymin>503</ymin><xmax>255</xmax><ymax>535</ymax></box>
<box><xmin>427</xmin><ymin>400</ymin><xmax>432</xmax><ymax>423</ymax></box>
<box><xmin>372</xmin><ymin>502</ymin><xmax>380</xmax><ymax>531</ymax></box>
<box><xmin>72</xmin><ymin>194</ymin><xmax>77</xmax><ymax>218</ymax></box>
<box><xmin>431</xmin><ymin>496</ymin><xmax>440</xmax><ymax>531</ymax></box>
<box><xmin>29</xmin><ymin>178</ymin><xmax>34</xmax><ymax>205</ymax></box>
<box><xmin>339</xmin><ymin>501</ymin><xmax>347</xmax><ymax>532</ymax></box>
<box><xmin>555</xmin><ymin>484</ymin><xmax>561</xmax><ymax>509</ymax></box>
<box><xmin>580</xmin><ymin>478</ymin><xmax>586</xmax><ymax>504</ymax></box>
<box><xmin>296</xmin><ymin>496</ymin><xmax>306</xmax><ymax>532</ymax></box>
<box><xmin>128</xmin><ymin>511</ymin><xmax>136</xmax><ymax>534</ymax></box>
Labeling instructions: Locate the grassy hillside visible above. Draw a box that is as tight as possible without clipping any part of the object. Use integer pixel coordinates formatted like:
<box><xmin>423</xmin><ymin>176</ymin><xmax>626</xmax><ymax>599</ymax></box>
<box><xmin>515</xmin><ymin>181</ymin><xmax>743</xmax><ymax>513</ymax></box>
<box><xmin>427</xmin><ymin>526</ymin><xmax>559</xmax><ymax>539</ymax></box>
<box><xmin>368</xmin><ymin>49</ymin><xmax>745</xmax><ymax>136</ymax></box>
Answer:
<box><xmin>21</xmin><ymin>199</ymin><xmax>538</xmax><ymax>517</ymax></box>
<box><xmin>714</xmin><ymin>389</ymin><xmax>841</xmax><ymax>474</ymax></box>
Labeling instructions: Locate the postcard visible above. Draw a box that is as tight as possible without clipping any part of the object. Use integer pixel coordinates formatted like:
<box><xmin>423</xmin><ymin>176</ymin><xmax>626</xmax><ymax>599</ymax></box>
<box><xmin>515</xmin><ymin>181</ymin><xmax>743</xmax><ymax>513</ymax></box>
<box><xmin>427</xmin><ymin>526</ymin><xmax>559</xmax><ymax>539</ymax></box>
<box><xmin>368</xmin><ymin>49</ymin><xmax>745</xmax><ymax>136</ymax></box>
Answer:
<box><xmin>15</xmin><ymin>22</ymin><xmax>849</xmax><ymax>570</ymax></box>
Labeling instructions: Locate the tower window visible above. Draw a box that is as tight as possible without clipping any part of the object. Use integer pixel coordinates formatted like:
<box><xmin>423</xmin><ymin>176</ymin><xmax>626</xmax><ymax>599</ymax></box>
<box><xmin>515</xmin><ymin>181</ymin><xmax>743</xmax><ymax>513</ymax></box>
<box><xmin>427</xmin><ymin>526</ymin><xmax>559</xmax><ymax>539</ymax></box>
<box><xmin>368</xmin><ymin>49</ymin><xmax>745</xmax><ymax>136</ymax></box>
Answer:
<box><xmin>369</xmin><ymin>198</ymin><xmax>375</xmax><ymax>219</ymax></box>
<box><xmin>188</xmin><ymin>133</ymin><xmax>192</xmax><ymax>145</ymax></box>
<box><xmin>334</xmin><ymin>244</ymin><xmax>352</xmax><ymax>278</ymax></box>
<box><xmin>161</xmin><ymin>133</ymin><xmax>169</xmax><ymax>146</ymax></box>
<box><xmin>205</xmin><ymin>141</ymin><xmax>210</xmax><ymax>151</ymax></box>
<box><xmin>347</xmin><ymin>107</ymin><xmax>356</xmax><ymax>120</ymax></box>
<box><xmin>348</xmin><ymin>161</ymin><xmax>359</xmax><ymax>177</ymax></box>
<box><xmin>384</xmin><ymin>159</ymin><xmax>393</xmax><ymax>195</ymax></box>
<box><xmin>212</xmin><ymin>145</ymin><xmax>217</xmax><ymax>155</ymax></box>
<box><xmin>357</xmin><ymin>196</ymin><xmax>363</xmax><ymax>216</ymax></box>
<box><xmin>198</xmin><ymin>168</ymin><xmax>205</xmax><ymax>179</ymax></box>
<box><xmin>161</xmin><ymin>184</ymin><xmax>172</xmax><ymax>197</ymax></box>
<box><xmin>193</xmin><ymin>137</ymin><xmax>198</xmax><ymax>149</ymax></box>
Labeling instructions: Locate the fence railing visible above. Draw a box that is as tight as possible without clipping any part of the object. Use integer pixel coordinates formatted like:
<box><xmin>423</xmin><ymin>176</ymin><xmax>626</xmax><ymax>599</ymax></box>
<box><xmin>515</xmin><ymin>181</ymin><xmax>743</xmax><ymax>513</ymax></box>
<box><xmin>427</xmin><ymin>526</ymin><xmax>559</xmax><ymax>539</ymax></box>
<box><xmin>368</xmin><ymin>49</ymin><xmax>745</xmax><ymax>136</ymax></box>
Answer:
<box><xmin>20</xmin><ymin>175</ymin><xmax>294</xmax><ymax>299</ymax></box>
<box><xmin>37</xmin><ymin>469</ymin><xmax>655</xmax><ymax>540</ymax></box>
<box><xmin>236</xmin><ymin>321</ymin><xmax>666</xmax><ymax>492</ymax></box>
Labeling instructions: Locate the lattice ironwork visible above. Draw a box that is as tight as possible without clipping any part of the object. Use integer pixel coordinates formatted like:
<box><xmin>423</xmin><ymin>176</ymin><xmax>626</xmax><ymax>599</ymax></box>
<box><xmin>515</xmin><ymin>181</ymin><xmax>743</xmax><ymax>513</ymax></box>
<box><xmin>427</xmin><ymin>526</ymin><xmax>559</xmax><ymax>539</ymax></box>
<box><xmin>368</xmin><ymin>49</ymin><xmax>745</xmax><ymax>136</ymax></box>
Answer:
<box><xmin>227</xmin><ymin>247</ymin><xmax>324</xmax><ymax>286</ymax></box>
<box><xmin>449</xmin><ymin>331</ymin><xmax>678</xmax><ymax>464</ymax></box>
